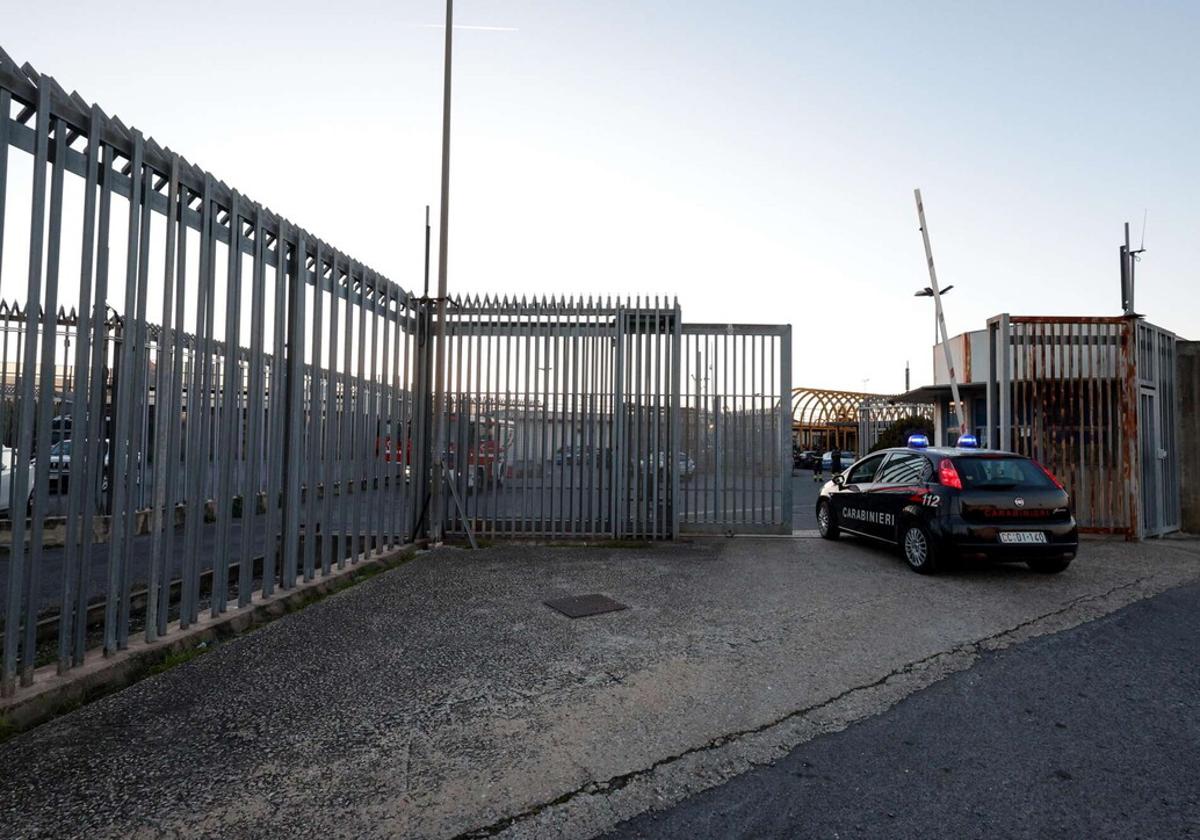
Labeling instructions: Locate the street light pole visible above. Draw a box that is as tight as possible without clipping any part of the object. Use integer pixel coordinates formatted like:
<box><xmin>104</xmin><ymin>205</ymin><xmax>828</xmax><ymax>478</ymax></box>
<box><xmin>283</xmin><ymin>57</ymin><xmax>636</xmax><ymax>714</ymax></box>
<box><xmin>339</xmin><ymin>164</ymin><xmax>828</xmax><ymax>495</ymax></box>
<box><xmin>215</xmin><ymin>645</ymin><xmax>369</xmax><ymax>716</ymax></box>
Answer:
<box><xmin>914</xmin><ymin>189</ymin><xmax>965</xmax><ymax>440</ymax></box>
<box><xmin>430</xmin><ymin>0</ymin><xmax>454</xmax><ymax>542</ymax></box>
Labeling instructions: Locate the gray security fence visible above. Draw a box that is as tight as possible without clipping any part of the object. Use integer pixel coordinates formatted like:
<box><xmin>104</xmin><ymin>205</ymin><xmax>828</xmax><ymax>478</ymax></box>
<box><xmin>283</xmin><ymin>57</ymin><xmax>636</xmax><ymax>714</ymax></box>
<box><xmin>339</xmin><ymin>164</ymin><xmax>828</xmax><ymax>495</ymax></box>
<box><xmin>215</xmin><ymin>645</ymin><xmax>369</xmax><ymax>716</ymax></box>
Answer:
<box><xmin>679</xmin><ymin>324</ymin><xmax>792</xmax><ymax>535</ymax></box>
<box><xmin>438</xmin><ymin>296</ymin><xmax>681</xmax><ymax>540</ymax></box>
<box><xmin>0</xmin><ymin>54</ymin><xmax>423</xmax><ymax>694</ymax></box>
<box><xmin>0</xmin><ymin>50</ymin><xmax>791</xmax><ymax>697</ymax></box>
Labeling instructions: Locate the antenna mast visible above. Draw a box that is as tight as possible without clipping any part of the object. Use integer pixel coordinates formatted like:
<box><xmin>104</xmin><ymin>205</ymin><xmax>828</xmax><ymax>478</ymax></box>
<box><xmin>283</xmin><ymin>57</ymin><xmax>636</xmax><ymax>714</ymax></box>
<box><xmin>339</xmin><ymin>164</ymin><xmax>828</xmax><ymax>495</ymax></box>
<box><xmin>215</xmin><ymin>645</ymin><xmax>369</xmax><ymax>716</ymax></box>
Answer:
<box><xmin>1120</xmin><ymin>220</ymin><xmax>1146</xmax><ymax>316</ymax></box>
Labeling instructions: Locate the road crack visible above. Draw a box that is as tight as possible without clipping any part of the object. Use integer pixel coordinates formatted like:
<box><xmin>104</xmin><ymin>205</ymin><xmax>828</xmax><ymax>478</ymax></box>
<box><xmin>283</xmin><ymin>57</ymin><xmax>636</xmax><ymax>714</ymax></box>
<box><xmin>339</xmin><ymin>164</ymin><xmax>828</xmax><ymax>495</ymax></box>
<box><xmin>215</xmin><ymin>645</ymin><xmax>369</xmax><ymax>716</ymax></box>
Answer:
<box><xmin>451</xmin><ymin>574</ymin><xmax>1166</xmax><ymax>839</ymax></box>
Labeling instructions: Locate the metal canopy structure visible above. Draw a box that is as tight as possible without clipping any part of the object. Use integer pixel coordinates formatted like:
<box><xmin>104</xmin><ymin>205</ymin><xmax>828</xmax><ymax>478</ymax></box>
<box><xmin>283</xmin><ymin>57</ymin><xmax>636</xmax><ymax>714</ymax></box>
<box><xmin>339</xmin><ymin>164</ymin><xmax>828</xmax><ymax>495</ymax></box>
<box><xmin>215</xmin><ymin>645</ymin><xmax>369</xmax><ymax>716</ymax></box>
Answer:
<box><xmin>791</xmin><ymin>387</ymin><xmax>931</xmax><ymax>454</ymax></box>
<box><xmin>791</xmin><ymin>387</ymin><xmax>878</xmax><ymax>451</ymax></box>
<box><xmin>0</xmin><ymin>49</ymin><xmax>792</xmax><ymax>697</ymax></box>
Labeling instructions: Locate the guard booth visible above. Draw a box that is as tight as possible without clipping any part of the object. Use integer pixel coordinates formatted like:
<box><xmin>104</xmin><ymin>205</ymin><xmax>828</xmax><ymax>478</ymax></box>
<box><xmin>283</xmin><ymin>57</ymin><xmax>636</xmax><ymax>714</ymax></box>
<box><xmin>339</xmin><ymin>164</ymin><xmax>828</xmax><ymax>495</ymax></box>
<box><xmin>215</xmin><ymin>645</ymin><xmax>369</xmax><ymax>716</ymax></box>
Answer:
<box><xmin>985</xmin><ymin>315</ymin><xmax>1180</xmax><ymax>539</ymax></box>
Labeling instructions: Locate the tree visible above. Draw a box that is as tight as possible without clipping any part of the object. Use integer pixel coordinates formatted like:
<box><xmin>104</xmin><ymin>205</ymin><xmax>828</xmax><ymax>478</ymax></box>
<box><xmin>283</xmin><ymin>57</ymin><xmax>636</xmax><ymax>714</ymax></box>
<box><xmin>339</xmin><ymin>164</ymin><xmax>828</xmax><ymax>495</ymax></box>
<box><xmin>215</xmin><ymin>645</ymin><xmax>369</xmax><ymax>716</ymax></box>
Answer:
<box><xmin>869</xmin><ymin>413</ymin><xmax>934</xmax><ymax>453</ymax></box>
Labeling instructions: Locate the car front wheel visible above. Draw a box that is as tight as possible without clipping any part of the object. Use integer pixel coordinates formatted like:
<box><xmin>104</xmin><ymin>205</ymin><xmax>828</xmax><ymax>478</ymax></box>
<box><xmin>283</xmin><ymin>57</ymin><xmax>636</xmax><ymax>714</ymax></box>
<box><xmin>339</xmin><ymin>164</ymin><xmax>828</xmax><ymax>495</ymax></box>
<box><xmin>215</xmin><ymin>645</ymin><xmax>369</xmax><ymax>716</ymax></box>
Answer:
<box><xmin>817</xmin><ymin>500</ymin><xmax>839</xmax><ymax>540</ymax></box>
<box><xmin>902</xmin><ymin>522</ymin><xmax>941</xmax><ymax>574</ymax></box>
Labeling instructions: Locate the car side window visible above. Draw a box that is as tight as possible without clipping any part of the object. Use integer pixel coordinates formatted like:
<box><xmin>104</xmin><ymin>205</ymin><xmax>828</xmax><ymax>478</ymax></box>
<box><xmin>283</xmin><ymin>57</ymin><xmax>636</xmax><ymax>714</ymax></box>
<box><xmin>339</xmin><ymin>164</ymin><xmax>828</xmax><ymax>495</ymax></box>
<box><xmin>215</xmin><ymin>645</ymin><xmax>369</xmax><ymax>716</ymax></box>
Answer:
<box><xmin>846</xmin><ymin>453</ymin><xmax>885</xmax><ymax>485</ymax></box>
<box><xmin>875</xmin><ymin>453</ymin><xmax>930</xmax><ymax>486</ymax></box>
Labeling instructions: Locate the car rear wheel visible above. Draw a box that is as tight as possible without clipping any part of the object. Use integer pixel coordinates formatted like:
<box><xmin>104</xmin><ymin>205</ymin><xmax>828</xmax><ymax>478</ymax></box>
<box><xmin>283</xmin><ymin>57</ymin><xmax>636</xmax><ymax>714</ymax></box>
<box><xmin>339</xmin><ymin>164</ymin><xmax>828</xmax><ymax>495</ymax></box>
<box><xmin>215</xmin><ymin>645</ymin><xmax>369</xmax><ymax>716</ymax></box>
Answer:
<box><xmin>1027</xmin><ymin>556</ymin><xmax>1072</xmax><ymax>574</ymax></box>
<box><xmin>901</xmin><ymin>522</ymin><xmax>940</xmax><ymax>574</ymax></box>
<box><xmin>816</xmin><ymin>500</ymin><xmax>839</xmax><ymax>540</ymax></box>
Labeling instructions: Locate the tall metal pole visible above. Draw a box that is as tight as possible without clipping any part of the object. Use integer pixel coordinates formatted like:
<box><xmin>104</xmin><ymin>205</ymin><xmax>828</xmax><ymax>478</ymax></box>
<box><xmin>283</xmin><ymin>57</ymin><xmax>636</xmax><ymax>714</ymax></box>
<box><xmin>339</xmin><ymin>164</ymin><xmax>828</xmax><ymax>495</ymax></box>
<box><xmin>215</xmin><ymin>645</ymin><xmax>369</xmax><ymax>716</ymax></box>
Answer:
<box><xmin>424</xmin><ymin>204</ymin><xmax>431</xmax><ymax>298</ymax></box>
<box><xmin>429</xmin><ymin>0</ymin><xmax>454</xmax><ymax>541</ymax></box>
<box><xmin>914</xmin><ymin>189</ymin><xmax>965</xmax><ymax>439</ymax></box>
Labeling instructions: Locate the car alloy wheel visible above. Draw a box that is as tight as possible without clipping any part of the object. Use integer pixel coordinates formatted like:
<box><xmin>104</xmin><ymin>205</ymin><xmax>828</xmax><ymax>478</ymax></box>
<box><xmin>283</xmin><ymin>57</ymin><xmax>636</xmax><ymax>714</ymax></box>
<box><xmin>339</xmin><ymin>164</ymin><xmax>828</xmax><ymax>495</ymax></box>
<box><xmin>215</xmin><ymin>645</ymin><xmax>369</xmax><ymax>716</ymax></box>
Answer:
<box><xmin>817</xmin><ymin>504</ymin><xmax>830</xmax><ymax>536</ymax></box>
<box><xmin>904</xmin><ymin>526</ymin><xmax>929</xmax><ymax>569</ymax></box>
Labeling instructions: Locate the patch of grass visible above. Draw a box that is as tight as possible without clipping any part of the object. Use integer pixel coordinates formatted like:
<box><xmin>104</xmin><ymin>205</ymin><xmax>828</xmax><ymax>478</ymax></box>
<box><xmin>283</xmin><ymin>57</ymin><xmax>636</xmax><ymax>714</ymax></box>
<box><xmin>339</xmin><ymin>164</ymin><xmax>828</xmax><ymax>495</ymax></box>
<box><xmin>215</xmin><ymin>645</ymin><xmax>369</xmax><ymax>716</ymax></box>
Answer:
<box><xmin>145</xmin><ymin>644</ymin><xmax>211</xmax><ymax>677</ymax></box>
<box><xmin>283</xmin><ymin>548</ymin><xmax>418</xmax><ymax>611</ymax></box>
<box><xmin>542</xmin><ymin>539</ymin><xmax>657</xmax><ymax>550</ymax></box>
<box><xmin>0</xmin><ymin>714</ymin><xmax>15</xmax><ymax>744</ymax></box>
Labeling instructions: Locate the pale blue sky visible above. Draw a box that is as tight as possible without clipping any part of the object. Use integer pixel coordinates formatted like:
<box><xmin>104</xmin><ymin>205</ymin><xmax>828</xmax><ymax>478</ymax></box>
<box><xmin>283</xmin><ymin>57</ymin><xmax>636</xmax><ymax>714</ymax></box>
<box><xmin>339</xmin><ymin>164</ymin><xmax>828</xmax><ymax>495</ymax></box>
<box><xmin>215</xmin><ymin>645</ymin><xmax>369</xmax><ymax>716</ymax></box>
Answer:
<box><xmin>5</xmin><ymin>1</ymin><xmax>1198</xmax><ymax>391</ymax></box>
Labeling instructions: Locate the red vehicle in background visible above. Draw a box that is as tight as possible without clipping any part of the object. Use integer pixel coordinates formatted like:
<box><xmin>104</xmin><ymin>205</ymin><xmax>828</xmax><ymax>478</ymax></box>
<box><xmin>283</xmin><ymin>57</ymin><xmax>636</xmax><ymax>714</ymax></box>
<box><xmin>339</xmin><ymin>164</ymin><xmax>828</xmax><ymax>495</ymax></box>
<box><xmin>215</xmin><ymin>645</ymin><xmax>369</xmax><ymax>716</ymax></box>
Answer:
<box><xmin>377</xmin><ymin>420</ymin><xmax>413</xmax><ymax>471</ymax></box>
<box><xmin>447</xmin><ymin>411</ymin><xmax>515</xmax><ymax>492</ymax></box>
<box><xmin>376</xmin><ymin>413</ymin><xmax>515</xmax><ymax>492</ymax></box>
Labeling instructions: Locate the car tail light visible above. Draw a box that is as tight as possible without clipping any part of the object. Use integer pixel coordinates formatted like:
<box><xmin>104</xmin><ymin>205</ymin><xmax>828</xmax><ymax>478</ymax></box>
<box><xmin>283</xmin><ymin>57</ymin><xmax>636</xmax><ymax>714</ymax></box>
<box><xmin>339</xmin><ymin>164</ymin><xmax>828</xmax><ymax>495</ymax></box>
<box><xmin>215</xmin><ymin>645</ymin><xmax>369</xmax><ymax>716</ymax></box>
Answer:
<box><xmin>1035</xmin><ymin>460</ymin><xmax>1065</xmax><ymax>490</ymax></box>
<box><xmin>937</xmin><ymin>458</ymin><xmax>962</xmax><ymax>490</ymax></box>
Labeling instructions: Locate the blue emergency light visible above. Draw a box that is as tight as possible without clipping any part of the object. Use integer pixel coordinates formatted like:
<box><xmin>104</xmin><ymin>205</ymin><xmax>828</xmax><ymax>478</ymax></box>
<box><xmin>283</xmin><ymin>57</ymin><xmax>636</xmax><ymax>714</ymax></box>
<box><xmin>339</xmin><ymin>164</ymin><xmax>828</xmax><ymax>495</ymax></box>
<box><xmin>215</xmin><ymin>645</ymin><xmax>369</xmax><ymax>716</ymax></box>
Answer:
<box><xmin>958</xmin><ymin>434</ymin><xmax>979</xmax><ymax>449</ymax></box>
<box><xmin>907</xmin><ymin>434</ymin><xmax>929</xmax><ymax>449</ymax></box>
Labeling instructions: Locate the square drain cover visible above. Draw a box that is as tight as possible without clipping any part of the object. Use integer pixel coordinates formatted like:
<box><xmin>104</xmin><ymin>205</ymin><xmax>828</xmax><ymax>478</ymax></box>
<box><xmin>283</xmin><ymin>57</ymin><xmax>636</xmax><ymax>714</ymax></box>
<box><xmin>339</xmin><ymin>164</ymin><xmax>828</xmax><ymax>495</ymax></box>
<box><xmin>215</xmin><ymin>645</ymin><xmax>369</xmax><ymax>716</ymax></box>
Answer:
<box><xmin>544</xmin><ymin>593</ymin><xmax>628</xmax><ymax>619</ymax></box>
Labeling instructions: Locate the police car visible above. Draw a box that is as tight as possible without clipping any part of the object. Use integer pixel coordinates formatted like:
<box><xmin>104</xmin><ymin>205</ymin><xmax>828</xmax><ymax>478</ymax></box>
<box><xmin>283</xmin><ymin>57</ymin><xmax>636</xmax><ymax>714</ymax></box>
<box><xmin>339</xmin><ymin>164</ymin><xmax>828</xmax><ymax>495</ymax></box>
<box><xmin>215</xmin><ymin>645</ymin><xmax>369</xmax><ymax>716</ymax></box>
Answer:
<box><xmin>815</xmin><ymin>434</ymin><xmax>1078</xmax><ymax>575</ymax></box>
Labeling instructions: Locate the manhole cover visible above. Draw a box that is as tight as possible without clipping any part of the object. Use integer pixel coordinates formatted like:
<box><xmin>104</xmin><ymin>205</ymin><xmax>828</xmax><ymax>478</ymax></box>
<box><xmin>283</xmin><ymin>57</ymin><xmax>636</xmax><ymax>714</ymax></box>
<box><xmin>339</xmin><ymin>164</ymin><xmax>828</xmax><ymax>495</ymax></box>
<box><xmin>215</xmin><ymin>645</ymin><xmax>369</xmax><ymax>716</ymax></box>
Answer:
<box><xmin>544</xmin><ymin>593</ymin><xmax>628</xmax><ymax>619</ymax></box>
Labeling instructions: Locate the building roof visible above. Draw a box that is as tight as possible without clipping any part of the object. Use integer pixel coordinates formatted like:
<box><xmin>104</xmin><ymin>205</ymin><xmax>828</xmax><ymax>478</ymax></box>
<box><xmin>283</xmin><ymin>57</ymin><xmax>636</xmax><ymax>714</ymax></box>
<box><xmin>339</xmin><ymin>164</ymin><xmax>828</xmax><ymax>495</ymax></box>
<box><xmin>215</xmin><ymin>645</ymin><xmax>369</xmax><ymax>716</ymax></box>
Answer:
<box><xmin>890</xmin><ymin>382</ymin><xmax>986</xmax><ymax>405</ymax></box>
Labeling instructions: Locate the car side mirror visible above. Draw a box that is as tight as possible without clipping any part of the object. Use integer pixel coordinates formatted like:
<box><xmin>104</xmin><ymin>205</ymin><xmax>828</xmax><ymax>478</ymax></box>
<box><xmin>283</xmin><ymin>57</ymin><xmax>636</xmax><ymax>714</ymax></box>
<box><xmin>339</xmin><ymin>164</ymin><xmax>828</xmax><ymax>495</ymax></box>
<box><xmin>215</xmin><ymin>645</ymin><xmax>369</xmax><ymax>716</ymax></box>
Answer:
<box><xmin>832</xmin><ymin>473</ymin><xmax>845</xmax><ymax>487</ymax></box>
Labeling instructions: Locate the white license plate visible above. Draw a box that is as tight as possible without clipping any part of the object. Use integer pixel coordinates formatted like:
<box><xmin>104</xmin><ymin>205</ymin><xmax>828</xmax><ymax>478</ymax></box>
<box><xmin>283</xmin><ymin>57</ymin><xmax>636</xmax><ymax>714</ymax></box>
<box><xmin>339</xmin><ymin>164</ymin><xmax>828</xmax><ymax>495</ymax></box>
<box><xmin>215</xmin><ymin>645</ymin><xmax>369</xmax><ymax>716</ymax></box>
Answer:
<box><xmin>999</xmin><ymin>531</ymin><xmax>1047</xmax><ymax>544</ymax></box>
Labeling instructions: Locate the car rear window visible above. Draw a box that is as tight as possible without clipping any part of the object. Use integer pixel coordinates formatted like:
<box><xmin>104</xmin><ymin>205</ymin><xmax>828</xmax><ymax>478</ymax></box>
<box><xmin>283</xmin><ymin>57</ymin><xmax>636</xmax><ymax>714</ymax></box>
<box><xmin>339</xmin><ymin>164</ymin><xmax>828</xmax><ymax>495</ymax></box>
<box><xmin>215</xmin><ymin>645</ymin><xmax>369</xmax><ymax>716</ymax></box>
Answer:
<box><xmin>951</xmin><ymin>456</ymin><xmax>1056</xmax><ymax>490</ymax></box>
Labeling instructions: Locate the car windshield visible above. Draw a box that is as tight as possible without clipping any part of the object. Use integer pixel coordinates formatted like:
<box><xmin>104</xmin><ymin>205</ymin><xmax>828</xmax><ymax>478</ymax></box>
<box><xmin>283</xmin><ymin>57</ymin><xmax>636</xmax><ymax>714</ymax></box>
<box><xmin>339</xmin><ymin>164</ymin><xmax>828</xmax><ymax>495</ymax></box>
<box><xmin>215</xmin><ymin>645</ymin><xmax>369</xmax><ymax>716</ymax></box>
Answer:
<box><xmin>952</xmin><ymin>456</ymin><xmax>1055</xmax><ymax>490</ymax></box>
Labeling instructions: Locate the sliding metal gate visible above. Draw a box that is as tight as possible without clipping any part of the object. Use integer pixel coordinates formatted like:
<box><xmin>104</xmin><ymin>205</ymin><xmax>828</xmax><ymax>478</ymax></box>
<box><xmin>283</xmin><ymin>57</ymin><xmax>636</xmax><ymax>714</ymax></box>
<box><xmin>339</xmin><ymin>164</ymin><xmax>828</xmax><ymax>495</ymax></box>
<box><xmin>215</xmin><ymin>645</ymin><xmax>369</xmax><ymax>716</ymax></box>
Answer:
<box><xmin>678</xmin><ymin>324</ymin><xmax>792</xmax><ymax>534</ymax></box>
<box><xmin>436</xmin><ymin>297</ymin><xmax>680</xmax><ymax>540</ymax></box>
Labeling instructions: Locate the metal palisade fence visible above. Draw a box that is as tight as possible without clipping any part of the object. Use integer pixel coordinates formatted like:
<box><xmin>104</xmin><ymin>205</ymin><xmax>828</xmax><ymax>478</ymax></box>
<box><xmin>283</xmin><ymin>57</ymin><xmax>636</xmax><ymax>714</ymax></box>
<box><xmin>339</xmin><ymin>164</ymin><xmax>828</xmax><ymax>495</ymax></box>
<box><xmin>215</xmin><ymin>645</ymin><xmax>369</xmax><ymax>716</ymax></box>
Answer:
<box><xmin>0</xmin><ymin>53</ymin><xmax>422</xmax><ymax>694</ymax></box>
<box><xmin>0</xmin><ymin>50</ymin><xmax>791</xmax><ymax>696</ymax></box>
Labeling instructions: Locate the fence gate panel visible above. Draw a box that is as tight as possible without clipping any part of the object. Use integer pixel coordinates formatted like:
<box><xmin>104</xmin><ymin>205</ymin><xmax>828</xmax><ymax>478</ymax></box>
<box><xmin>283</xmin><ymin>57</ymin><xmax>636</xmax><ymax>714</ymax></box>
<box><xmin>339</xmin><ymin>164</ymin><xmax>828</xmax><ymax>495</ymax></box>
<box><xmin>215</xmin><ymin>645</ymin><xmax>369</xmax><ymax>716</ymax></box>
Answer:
<box><xmin>436</xmin><ymin>297</ymin><xmax>679</xmax><ymax>541</ymax></box>
<box><xmin>678</xmin><ymin>324</ymin><xmax>792</xmax><ymax>535</ymax></box>
<box><xmin>1136</xmin><ymin>321</ymin><xmax>1180</xmax><ymax>537</ymax></box>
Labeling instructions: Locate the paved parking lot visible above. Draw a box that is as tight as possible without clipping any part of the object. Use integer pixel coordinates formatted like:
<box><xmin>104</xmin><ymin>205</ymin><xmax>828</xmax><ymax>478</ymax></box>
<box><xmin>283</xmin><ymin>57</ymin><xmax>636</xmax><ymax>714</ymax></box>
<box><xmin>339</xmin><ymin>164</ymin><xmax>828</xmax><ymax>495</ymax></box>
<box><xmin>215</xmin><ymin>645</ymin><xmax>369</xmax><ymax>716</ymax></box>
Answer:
<box><xmin>1</xmin><ymin>533</ymin><xmax>1197</xmax><ymax>839</ymax></box>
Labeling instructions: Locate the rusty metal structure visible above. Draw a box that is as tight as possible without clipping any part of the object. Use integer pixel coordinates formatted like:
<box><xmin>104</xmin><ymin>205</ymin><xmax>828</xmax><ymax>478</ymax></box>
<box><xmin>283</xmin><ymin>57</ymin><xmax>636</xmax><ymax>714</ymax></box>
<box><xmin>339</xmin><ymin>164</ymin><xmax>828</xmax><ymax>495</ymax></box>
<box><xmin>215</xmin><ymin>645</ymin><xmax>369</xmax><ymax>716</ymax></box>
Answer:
<box><xmin>986</xmin><ymin>314</ymin><xmax>1179</xmax><ymax>539</ymax></box>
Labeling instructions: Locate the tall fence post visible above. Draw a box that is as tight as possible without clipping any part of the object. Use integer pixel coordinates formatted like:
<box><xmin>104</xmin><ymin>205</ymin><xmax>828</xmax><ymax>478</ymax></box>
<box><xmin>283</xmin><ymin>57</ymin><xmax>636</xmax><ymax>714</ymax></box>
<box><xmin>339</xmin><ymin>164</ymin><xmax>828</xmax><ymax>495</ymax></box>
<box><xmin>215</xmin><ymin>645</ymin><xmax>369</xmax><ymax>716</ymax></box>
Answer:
<box><xmin>281</xmin><ymin>233</ymin><xmax>307</xmax><ymax>584</ymax></box>
<box><xmin>669</xmin><ymin>300</ymin><xmax>682</xmax><ymax>539</ymax></box>
<box><xmin>779</xmin><ymin>325</ymin><xmax>793</xmax><ymax>532</ymax></box>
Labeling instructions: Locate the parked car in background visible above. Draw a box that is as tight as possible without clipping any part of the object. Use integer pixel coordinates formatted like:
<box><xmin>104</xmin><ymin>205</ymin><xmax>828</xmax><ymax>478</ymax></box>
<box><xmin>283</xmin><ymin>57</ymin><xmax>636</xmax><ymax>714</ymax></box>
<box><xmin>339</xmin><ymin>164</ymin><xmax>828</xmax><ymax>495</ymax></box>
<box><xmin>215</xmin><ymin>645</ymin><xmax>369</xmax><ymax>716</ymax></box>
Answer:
<box><xmin>794</xmin><ymin>450</ymin><xmax>819</xmax><ymax>470</ymax></box>
<box><xmin>0</xmin><ymin>447</ymin><xmax>36</xmax><ymax>515</ymax></box>
<box><xmin>638</xmin><ymin>451</ymin><xmax>696</xmax><ymax>480</ymax></box>
<box><xmin>44</xmin><ymin>438</ymin><xmax>112</xmax><ymax>490</ymax></box>
<box><xmin>821</xmin><ymin>450</ymin><xmax>857</xmax><ymax>473</ymax></box>
<box><xmin>553</xmin><ymin>446</ymin><xmax>599</xmax><ymax>466</ymax></box>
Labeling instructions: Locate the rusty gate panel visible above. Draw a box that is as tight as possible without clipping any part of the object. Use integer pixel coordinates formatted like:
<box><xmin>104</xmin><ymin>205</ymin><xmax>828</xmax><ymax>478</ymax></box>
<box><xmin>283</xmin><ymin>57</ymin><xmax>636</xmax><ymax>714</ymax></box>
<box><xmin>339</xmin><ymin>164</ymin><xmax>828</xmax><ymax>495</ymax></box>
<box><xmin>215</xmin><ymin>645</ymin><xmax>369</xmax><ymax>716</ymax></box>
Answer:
<box><xmin>989</xmin><ymin>314</ymin><xmax>1180</xmax><ymax>539</ymax></box>
<box><xmin>990</xmin><ymin>316</ymin><xmax>1138</xmax><ymax>537</ymax></box>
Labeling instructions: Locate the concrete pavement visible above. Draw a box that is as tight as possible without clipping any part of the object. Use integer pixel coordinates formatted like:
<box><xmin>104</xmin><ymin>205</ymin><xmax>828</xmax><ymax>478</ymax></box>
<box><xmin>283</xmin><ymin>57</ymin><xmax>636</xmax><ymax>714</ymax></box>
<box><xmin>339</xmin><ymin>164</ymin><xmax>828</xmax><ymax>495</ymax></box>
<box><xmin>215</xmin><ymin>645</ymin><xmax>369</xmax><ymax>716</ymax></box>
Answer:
<box><xmin>1</xmin><ymin>533</ymin><xmax>1197</xmax><ymax>839</ymax></box>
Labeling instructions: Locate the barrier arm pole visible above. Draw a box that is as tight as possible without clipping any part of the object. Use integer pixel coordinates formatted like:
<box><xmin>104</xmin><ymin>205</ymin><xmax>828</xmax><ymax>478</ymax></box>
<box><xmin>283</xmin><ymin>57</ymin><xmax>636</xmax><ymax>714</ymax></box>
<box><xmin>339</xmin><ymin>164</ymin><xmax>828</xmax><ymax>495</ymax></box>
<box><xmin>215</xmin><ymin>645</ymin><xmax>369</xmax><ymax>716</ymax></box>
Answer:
<box><xmin>914</xmin><ymin>188</ymin><xmax>965</xmax><ymax>438</ymax></box>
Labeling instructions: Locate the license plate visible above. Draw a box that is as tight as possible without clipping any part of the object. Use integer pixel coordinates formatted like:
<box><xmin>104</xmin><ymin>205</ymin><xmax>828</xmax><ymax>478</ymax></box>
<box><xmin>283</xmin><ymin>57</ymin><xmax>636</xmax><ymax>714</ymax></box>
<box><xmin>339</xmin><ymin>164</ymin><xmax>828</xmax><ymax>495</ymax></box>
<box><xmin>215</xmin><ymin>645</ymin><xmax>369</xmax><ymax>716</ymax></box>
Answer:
<box><xmin>999</xmin><ymin>531</ymin><xmax>1047</xmax><ymax>544</ymax></box>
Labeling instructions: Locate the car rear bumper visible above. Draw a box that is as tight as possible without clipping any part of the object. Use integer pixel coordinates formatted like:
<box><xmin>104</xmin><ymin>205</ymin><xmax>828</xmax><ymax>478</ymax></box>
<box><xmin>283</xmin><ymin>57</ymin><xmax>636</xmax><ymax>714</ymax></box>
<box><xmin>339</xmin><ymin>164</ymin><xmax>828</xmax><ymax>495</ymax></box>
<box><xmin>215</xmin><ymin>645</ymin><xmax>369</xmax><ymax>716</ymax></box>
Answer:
<box><xmin>930</xmin><ymin>517</ymin><xmax>1078</xmax><ymax>560</ymax></box>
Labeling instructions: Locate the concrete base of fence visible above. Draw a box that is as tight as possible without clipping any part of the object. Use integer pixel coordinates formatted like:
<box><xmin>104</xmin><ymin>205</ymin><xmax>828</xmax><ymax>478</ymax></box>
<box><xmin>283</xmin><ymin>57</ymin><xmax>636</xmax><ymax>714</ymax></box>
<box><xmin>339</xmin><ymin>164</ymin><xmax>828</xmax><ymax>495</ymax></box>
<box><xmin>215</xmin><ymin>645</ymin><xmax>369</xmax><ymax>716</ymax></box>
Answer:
<box><xmin>0</xmin><ymin>542</ymin><xmax>416</xmax><ymax>736</ymax></box>
<box><xmin>0</xmin><ymin>496</ymin><xmax>259</xmax><ymax>550</ymax></box>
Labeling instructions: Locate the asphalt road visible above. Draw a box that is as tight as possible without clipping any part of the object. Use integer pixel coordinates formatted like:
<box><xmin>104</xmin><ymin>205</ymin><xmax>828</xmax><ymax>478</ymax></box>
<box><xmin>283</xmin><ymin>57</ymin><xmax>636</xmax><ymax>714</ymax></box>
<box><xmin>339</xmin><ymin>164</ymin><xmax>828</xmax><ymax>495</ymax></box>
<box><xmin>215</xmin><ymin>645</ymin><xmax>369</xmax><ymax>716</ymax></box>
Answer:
<box><xmin>605</xmin><ymin>578</ymin><xmax>1200</xmax><ymax>840</ymax></box>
